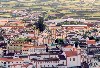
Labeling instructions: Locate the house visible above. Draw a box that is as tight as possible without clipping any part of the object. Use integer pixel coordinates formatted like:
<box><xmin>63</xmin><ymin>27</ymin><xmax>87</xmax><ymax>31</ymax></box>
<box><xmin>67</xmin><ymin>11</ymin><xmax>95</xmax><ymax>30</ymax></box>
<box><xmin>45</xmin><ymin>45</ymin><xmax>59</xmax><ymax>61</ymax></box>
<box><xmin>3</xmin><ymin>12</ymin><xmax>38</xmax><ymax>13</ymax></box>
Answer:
<box><xmin>48</xmin><ymin>48</ymin><xmax>63</xmax><ymax>54</ymax></box>
<box><xmin>63</xmin><ymin>45</ymin><xmax>75</xmax><ymax>51</ymax></box>
<box><xmin>29</xmin><ymin>53</ymin><xmax>59</xmax><ymax>60</ymax></box>
<box><xmin>0</xmin><ymin>48</ymin><xmax>3</xmax><ymax>57</ymax></box>
<box><xmin>7</xmin><ymin>42</ymin><xmax>33</xmax><ymax>53</ymax></box>
<box><xmin>86</xmin><ymin>40</ymin><xmax>96</xmax><ymax>47</ymax></box>
<box><xmin>22</xmin><ymin>47</ymin><xmax>30</xmax><ymax>55</ymax></box>
<box><xmin>0</xmin><ymin>19</ymin><xmax>8</xmax><ymax>26</ymax></box>
<box><xmin>28</xmin><ymin>36</ymin><xmax>38</xmax><ymax>46</ymax></box>
<box><xmin>67</xmin><ymin>32</ymin><xmax>76</xmax><ymax>38</ymax></box>
<box><xmin>31</xmin><ymin>54</ymin><xmax>66</xmax><ymax>68</ymax></box>
<box><xmin>70</xmin><ymin>38</ymin><xmax>79</xmax><ymax>44</ymax></box>
<box><xmin>62</xmin><ymin>25</ymin><xmax>88</xmax><ymax>31</ymax></box>
<box><xmin>0</xmin><ymin>56</ymin><xmax>33</xmax><ymax>68</ymax></box>
<box><xmin>65</xmin><ymin>51</ymin><xmax>81</xmax><ymax>68</ymax></box>
<box><xmin>0</xmin><ymin>58</ymin><xmax>23</xmax><ymax>68</ymax></box>
<box><xmin>37</xmin><ymin>37</ymin><xmax>44</xmax><ymax>45</ymax></box>
<box><xmin>22</xmin><ymin>63</ymin><xmax>33</xmax><ymax>68</ymax></box>
<box><xmin>79</xmin><ymin>39</ymin><xmax>87</xmax><ymax>47</ymax></box>
<box><xmin>28</xmin><ymin>45</ymin><xmax>46</xmax><ymax>54</ymax></box>
<box><xmin>56</xmin><ymin>29</ymin><xmax>66</xmax><ymax>39</ymax></box>
<box><xmin>37</xmin><ymin>35</ymin><xmax>55</xmax><ymax>45</ymax></box>
<box><xmin>10</xmin><ymin>63</ymin><xmax>33</xmax><ymax>68</ymax></box>
<box><xmin>62</xmin><ymin>44</ymin><xmax>82</xmax><ymax>68</ymax></box>
<box><xmin>31</xmin><ymin>58</ymin><xmax>60</xmax><ymax>68</ymax></box>
<box><xmin>1</xmin><ymin>26</ymin><xmax>12</xmax><ymax>31</ymax></box>
<box><xmin>22</xmin><ymin>32</ymin><xmax>35</xmax><ymax>37</ymax></box>
<box><xmin>42</xmin><ymin>37</ymin><xmax>52</xmax><ymax>44</ymax></box>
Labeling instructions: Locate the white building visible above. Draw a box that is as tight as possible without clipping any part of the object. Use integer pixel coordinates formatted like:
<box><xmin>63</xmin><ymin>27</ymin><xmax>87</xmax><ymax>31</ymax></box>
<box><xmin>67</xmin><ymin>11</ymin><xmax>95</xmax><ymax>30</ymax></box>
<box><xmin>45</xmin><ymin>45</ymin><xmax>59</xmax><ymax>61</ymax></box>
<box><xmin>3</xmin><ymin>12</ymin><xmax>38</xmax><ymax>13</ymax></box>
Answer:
<box><xmin>0</xmin><ymin>58</ymin><xmax>23</xmax><ymax>68</ymax></box>
<box><xmin>62</xmin><ymin>45</ymin><xmax>81</xmax><ymax>67</ymax></box>
<box><xmin>65</xmin><ymin>51</ymin><xmax>81</xmax><ymax>67</ymax></box>
<box><xmin>31</xmin><ymin>57</ymin><xmax>66</xmax><ymax>68</ymax></box>
<box><xmin>0</xmin><ymin>48</ymin><xmax>3</xmax><ymax>57</ymax></box>
<box><xmin>28</xmin><ymin>45</ymin><xmax>46</xmax><ymax>54</ymax></box>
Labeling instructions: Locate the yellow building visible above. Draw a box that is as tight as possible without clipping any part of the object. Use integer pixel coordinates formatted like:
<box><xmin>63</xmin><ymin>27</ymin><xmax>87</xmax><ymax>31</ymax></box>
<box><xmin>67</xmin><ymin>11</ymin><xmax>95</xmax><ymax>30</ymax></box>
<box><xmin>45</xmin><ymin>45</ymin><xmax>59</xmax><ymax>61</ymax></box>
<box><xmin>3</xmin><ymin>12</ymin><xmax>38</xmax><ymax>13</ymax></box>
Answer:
<box><xmin>7</xmin><ymin>42</ymin><xmax>33</xmax><ymax>53</ymax></box>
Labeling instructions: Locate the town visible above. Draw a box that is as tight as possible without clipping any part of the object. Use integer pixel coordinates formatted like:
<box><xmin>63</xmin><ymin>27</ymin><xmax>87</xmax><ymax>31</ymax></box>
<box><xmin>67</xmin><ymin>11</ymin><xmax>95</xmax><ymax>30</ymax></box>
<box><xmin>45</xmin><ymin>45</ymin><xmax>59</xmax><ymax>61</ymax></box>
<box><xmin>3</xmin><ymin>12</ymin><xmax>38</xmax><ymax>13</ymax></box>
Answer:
<box><xmin>0</xmin><ymin>0</ymin><xmax>100</xmax><ymax>68</ymax></box>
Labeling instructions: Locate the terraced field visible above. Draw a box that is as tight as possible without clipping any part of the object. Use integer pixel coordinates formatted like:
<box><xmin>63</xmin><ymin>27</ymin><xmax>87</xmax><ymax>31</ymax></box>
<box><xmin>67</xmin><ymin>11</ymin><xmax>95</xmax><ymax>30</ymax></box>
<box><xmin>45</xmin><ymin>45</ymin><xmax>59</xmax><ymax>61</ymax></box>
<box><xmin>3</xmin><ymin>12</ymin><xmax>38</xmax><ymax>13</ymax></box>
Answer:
<box><xmin>0</xmin><ymin>0</ymin><xmax>100</xmax><ymax>21</ymax></box>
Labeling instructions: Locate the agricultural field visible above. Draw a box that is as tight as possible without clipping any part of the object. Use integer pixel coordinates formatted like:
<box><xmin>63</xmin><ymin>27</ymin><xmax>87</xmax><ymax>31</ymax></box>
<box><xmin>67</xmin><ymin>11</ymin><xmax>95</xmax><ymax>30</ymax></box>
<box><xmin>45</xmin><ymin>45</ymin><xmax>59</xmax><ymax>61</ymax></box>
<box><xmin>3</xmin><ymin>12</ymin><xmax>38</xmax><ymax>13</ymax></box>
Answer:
<box><xmin>0</xmin><ymin>0</ymin><xmax>100</xmax><ymax>21</ymax></box>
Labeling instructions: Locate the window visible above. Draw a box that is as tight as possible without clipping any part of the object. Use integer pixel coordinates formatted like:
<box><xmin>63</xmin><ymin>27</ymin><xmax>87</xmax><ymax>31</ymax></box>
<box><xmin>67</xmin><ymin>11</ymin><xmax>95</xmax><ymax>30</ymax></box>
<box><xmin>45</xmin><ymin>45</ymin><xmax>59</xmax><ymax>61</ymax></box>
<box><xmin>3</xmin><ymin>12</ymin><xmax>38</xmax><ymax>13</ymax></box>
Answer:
<box><xmin>4</xmin><ymin>62</ymin><xmax>6</xmax><ymax>64</ymax></box>
<box><xmin>70</xmin><ymin>58</ymin><xmax>71</xmax><ymax>61</ymax></box>
<box><xmin>63</xmin><ymin>62</ymin><xmax>64</xmax><ymax>64</ymax></box>
<box><xmin>73</xmin><ymin>58</ymin><xmax>75</xmax><ymax>61</ymax></box>
<box><xmin>8</xmin><ymin>65</ymin><xmax>10</xmax><ymax>67</ymax></box>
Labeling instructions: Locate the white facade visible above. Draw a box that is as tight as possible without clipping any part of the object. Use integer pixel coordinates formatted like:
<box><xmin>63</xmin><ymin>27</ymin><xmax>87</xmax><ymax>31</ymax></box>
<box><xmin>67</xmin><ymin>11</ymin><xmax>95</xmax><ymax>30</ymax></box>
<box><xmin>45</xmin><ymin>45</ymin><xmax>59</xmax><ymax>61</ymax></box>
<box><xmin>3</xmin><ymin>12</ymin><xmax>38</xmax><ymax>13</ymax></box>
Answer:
<box><xmin>22</xmin><ymin>49</ymin><xmax>29</xmax><ymax>55</ymax></box>
<box><xmin>32</xmin><ymin>60</ymin><xmax>66</xmax><ymax>68</ymax></box>
<box><xmin>37</xmin><ymin>37</ymin><xmax>43</xmax><ymax>45</ymax></box>
<box><xmin>0</xmin><ymin>48</ymin><xmax>3</xmax><ymax>57</ymax></box>
<box><xmin>11</xmin><ymin>64</ymin><xmax>33</xmax><ymax>68</ymax></box>
<box><xmin>28</xmin><ymin>47</ymin><xmax>46</xmax><ymax>54</ymax></box>
<box><xmin>67</xmin><ymin>55</ymin><xmax>81</xmax><ymax>67</ymax></box>
<box><xmin>0</xmin><ymin>59</ymin><xmax>23</xmax><ymax>68</ymax></box>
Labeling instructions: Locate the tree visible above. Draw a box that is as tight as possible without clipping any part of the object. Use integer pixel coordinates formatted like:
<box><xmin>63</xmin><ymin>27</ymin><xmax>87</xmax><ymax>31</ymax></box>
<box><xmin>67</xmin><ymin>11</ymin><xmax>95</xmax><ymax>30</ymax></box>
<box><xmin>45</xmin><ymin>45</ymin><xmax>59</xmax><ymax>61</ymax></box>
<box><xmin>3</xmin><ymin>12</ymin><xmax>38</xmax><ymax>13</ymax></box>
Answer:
<box><xmin>70</xmin><ymin>21</ymin><xmax>75</xmax><ymax>25</ymax></box>
<box><xmin>92</xmin><ymin>29</ymin><xmax>98</xmax><ymax>32</ymax></box>
<box><xmin>0</xmin><ymin>35</ymin><xmax>4</xmax><ymax>41</ymax></box>
<box><xmin>17</xmin><ymin>38</ymin><xmax>26</xmax><ymax>42</ymax></box>
<box><xmin>89</xmin><ymin>36</ymin><xmax>95</xmax><ymax>40</ymax></box>
<box><xmin>83</xmin><ymin>34</ymin><xmax>88</xmax><ymax>39</ymax></box>
<box><xmin>55</xmin><ymin>38</ymin><xmax>64</xmax><ymax>44</ymax></box>
<box><xmin>55</xmin><ymin>39</ymin><xmax>58</xmax><ymax>43</ymax></box>
<box><xmin>81</xmin><ymin>61</ymin><xmax>89</xmax><ymax>68</ymax></box>
<box><xmin>74</xmin><ymin>41</ymin><xmax>79</xmax><ymax>47</ymax></box>
<box><xmin>56</xmin><ymin>23</ymin><xmax>61</xmax><ymax>26</ymax></box>
<box><xmin>25</xmin><ymin>38</ymin><xmax>32</xmax><ymax>42</ymax></box>
<box><xmin>35</xmin><ymin>16</ymin><xmax>46</xmax><ymax>32</ymax></box>
<box><xmin>95</xmin><ymin>38</ymin><xmax>99</xmax><ymax>42</ymax></box>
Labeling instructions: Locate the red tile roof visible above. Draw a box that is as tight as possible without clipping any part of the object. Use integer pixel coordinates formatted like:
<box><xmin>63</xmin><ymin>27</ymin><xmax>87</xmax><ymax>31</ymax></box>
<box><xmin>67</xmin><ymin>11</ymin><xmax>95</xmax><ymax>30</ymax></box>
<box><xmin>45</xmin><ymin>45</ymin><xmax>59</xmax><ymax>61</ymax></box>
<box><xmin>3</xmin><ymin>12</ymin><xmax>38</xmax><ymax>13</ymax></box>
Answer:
<box><xmin>22</xmin><ymin>63</ymin><xmax>33</xmax><ymax>67</ymax></box>
<box><xmin>87</xmin><ymin>40</ymin><xmax>96</xmax><ymax>44</ymax></box>
<box><xmin>65</xmin><ymin>51</ymin><xmax>78</xmax><ymax>57</ymax></box>
<box><xmin>0</xmin><ymin>58</ymin><xmax>23</xmax><ymax>62</ymax></box>
<box><xmin>65</xmin><ymin>45</ymin><xmax>73</xmax><ymax>48</ymax></box>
